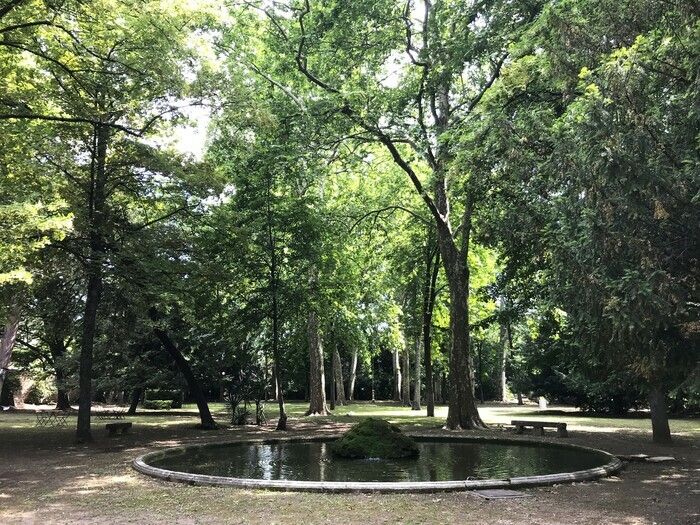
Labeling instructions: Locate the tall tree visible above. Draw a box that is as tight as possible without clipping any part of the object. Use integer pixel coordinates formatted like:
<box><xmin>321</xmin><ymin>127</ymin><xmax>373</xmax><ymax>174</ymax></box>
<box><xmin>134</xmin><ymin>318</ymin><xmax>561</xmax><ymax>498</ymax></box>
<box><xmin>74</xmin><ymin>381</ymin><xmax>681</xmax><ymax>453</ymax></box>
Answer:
<box><xmin>246</xmin><ymin>0</ymin><xmax>544</xmax><ymax>428</ymax></box>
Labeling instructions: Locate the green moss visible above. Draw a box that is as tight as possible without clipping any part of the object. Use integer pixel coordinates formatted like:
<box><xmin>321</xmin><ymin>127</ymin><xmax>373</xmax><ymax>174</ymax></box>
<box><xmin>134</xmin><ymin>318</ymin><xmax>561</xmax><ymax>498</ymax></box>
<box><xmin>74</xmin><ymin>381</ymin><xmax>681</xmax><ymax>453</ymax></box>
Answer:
<box><xmin>330</xmin><ymin>417</ymin><xmax>419</xmax><ymax>459</ymax></box>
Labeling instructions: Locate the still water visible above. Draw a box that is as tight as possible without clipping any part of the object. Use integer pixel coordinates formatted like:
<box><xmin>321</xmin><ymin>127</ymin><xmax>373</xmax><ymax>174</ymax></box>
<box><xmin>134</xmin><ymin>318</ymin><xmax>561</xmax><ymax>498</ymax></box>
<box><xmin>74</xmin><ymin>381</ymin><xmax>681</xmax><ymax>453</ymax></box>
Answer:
<box><xmin>151</xmin><ymin>439</ymin><xmax>608</xmax><ymax>482</ymax></box>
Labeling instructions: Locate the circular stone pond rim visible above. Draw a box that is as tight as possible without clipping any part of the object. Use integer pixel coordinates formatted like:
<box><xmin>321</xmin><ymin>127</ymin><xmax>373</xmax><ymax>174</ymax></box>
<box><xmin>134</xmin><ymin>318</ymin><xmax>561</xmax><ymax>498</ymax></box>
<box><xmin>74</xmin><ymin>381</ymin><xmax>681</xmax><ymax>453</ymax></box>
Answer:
<box><xmin>132</xmin><ymin>434</ymin><xmax>623</xmax><ymax>493</ymax></box>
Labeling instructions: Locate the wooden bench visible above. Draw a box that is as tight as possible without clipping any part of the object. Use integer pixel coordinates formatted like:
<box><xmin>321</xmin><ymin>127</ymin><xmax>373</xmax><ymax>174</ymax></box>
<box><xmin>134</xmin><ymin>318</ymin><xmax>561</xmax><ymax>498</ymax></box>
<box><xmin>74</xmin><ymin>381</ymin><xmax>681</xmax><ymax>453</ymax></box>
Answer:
<box><xmin>512</xmin><ymin>420</ymin><xmax>568</xmax><ymax>437</ymax></box>
<box><xmin>105</xmin><ymin>422</ymin><xmax>132</xmax><ymax>436</ymax></box>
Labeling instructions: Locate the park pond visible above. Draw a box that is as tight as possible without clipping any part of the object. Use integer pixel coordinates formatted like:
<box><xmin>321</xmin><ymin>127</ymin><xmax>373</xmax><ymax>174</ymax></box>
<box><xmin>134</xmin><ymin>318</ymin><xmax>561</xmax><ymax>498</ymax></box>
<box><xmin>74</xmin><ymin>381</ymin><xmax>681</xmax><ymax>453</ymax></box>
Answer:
<box><xmin>137</xmin><ymin>437</ymin><xmax>620</xmax><ymax>488</ymax></box>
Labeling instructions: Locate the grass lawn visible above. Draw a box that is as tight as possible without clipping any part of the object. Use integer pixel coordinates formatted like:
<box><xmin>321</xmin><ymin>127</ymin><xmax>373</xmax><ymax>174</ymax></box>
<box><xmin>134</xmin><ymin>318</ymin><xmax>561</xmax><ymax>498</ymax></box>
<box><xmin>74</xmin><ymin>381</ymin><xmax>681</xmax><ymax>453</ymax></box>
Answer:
<box><xmin>1</xmin><ymin>401</ymin><xmax>697</xmax><ymax>524</ymax></box>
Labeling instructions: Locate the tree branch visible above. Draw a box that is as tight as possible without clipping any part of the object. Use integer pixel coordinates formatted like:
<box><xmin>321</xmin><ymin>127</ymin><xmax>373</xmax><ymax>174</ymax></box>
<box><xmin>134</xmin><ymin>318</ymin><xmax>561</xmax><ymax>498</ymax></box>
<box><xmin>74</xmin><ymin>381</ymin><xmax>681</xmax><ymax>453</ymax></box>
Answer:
<box><xmin>350</xmin><ymin>205</ymin><xmax>431</xmax><ymax>232</ymax></box>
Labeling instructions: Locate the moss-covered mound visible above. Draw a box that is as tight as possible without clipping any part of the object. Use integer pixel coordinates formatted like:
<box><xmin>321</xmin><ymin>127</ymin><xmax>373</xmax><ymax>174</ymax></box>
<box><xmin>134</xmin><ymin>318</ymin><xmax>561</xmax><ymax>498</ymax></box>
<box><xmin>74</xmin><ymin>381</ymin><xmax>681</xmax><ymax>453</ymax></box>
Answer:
<box><xmin>330</xmin><ymin>418</ymin><xmax>420</xmax><ymax>459</ymax></box>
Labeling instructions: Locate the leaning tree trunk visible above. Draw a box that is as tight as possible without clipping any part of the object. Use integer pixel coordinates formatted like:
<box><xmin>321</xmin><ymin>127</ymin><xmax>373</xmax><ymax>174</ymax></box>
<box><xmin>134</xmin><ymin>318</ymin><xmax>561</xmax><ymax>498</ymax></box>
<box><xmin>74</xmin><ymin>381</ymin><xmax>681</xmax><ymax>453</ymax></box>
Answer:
<box><xmin>0</xmin><ymin>303</ymin><xmax>20</xmax><ymax>401</ymax></box>
<box><xmin>649</xmin><ymin>383</ymin><xmax>672</xmax><ymax>444</ymax></box>
<box><xmin>306</xmin><ymin>310</ymin><xmax>328</xmax><ymax>415</ymax></box>
<box><xmin>76</xmin><ymin>123</ymin><xmax>109</xmax><ymax>444</ymax></box>
<box><xmin>348</xmin><ymin>347</ymin><xmax>358</xmax><ymax>401</ymax></box>
<box><xmin>392</xmin><ymin>345</ymin><xmax>402</xmax><ymax>402</ymax></box>
<box><xmin>151</xmin><ymin>323</ymin><xmax>216</xmax><ymax>429</ymax></box>
<box><xmin>401</xmin><ymin>343</ymin><xmax>411</xmax><ymax>406</ymax></box>
<box><xmin>412</xmin><ymin>339</ymin><xmax>421</xmax><ymax>410</ymax></box>
<box><xmin>332</xmin><ymin>345</ymin><xmax>346</xmax><ymax>406</ymax></box>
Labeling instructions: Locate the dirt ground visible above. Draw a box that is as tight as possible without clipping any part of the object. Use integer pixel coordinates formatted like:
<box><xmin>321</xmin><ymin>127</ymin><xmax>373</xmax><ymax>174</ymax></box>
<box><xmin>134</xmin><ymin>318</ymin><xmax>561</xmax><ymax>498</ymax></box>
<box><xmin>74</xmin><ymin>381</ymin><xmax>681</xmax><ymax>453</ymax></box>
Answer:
<box><xmin>0</xmin><ymin>404</ymin><xmax>697</xmax><ymax>524</ymax></box>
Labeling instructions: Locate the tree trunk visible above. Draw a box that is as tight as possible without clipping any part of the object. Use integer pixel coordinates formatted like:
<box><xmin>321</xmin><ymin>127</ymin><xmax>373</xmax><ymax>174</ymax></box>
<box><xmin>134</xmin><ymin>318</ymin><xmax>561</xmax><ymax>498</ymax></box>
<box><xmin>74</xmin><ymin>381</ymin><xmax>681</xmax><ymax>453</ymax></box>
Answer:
<box><xmin>434</xmin><ymin>373</ymin><xmax>442</xmax><ymax>404</ymax></box>
<box><xmin>0</xmin><ymin>303</ymin><xmax>20</xmax><ymax>401</ymax></box>
<box><xmin>306</xmin><ymin>310</ymin><xmax>328</xmax><ymax>415</ymax></box>
<box><xmin>423</xmin><ymin>245</ymin><xmax>440</xmax><ymax>417</ymax></box>
<box><xmin>128</xmin><ymin>387</ymin><xmax>142</xmax><ymax>415</ymax></box>
<box><xmin>393</xmin><ymin>345</ymin><xmax>402</xmax><ymax>402</ymax></box>
<box><xmin>649</xmin><ymin>383</ymin><xmax>672</xmax><ymax>444</ymax></box>
<box><xmin>348</xmin><ymin>347</ymin><xmax>358</xmax><ymax>401</ymax></box>
<box><xmin>76</xmin><ymin>123</ymin><xmax>109</xmax><ymax>443</ymax></box>
<box><xmin>332</xmin><ymin>344</ymin><xmax>346</xmax><ymax>406</ymax></box>
<box><xmin>517</xmin><ymin>392</ymin><xmax>523</xmax><ymax>405</ymax></box>
<box><xmin>266</xmin><ymin>181</ymin><xmax>287</xmax><ymax>431</ymax></box>
<box><xmin>49</xmin><ymin>339</ymin><xmax>71</xmax><ymax>411</ymax></box>
<box><xmin>412</xmin><ymin>338</ymin><xmax>421</xmax><ymax>410</ymax></box>
<box><xmin>328</xmin><ymin>355</ymin><xmax>335</xmax><ymax>411</ymax></box>
<box><xmin>499</xmin><ymin>322</ymin><xmax>508</xmax><ymax>402</ymax></box>
<box><xmin>477</xmin><ymin>340</ymin><xmax>485</xmax><ymax>404</ymax></box>
<box><xmin>439</xmin><ymin>224</ymin><xmax>485</xmax><ymax>429</ymax></box>
<box><xmin>151</xmin><ymin>323</ymin><xmax>216</xmax><ymax>429</ymax></box>
<box><xmin>401</xmin><ymin>342</ymin><xmax>410</xmax><ymax>406</ymax></box>
<box><xmin>370</xmin><ymin>354</ymin><xmax>376</xmax><ymax>403</ymax></box>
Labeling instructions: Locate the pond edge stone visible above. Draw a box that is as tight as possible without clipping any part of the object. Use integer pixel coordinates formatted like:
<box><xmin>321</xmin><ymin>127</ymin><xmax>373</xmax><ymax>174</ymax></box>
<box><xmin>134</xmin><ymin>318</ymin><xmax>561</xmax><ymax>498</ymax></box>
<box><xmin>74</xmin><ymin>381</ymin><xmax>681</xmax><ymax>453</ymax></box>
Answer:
<box><xmin>132</xmin><ymin>434</ymin><xmax>623</xmax><ymax>493</ymax></box>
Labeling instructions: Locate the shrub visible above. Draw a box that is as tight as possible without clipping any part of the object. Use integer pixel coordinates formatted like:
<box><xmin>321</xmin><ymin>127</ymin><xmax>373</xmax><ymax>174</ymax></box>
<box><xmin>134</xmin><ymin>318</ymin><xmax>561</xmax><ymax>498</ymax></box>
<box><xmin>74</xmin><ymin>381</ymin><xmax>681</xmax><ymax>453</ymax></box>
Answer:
<box><xmin>142</xmin><ymin>399</ymin><xmax>172</xmax><ymax>410</ymax></box>
<box><xmin>330</xmin><ymin>418</ymin><xmax>419</xmax><ymax>459</ymax></box>
<box><xmin>144</xmin><ymin>389</ymin><xmax>183</xmax><ymax>408</ymax></box>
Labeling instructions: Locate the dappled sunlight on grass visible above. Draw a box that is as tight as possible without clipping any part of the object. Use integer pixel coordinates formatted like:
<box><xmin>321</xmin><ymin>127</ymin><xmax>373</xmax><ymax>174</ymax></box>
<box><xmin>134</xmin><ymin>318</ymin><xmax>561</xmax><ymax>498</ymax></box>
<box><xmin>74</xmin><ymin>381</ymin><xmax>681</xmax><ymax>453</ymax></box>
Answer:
<box><xmin>0</xmin><ymin>403</ymin><xmax>697</xmax><ymax>525</ymax></box>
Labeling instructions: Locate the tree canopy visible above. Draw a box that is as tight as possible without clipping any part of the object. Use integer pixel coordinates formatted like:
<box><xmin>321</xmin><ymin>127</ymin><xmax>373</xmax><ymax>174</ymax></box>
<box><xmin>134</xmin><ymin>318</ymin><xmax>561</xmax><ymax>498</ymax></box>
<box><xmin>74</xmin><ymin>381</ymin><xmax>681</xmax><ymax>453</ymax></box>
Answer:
<box><xmin>1</xmin><ymin>0</ymin><xmax>697</xmax><ymax>444</ymax></box>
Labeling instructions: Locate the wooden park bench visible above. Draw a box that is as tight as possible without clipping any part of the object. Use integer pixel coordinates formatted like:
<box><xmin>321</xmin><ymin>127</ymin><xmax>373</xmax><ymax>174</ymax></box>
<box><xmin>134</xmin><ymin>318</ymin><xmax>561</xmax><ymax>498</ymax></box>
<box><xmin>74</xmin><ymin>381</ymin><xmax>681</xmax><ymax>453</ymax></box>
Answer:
<box><xmin>105</xmin><ymin>421</ymin><xmax>132</xmax><ymax>436</ymax></box>
<box><xmin>35</xmin><ymin>411</ymin><xmax>69</xmax><ymax>428</ymax></box>
<box><xmin>512</xmin><ymin>420</ymin><xmax>568</xmax><ymax>437</ymax></box>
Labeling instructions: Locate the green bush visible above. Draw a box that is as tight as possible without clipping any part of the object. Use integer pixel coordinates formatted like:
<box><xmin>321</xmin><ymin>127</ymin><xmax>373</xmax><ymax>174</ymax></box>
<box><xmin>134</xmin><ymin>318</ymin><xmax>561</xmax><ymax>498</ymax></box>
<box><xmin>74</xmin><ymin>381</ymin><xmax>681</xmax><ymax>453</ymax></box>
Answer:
<box><xmin>142</xmin><ymin>399</ymin><xmax>173</xmax><ymax>410</ymax></box>
<box><xmin>144</xmin><ymin>389</ymin><xmax>183</xmax><ymax>408</ymax></box>
<box><xmin>330</xmin><ymin>418</ymin><xmax>419</xmax><ymax>459</ymax></box>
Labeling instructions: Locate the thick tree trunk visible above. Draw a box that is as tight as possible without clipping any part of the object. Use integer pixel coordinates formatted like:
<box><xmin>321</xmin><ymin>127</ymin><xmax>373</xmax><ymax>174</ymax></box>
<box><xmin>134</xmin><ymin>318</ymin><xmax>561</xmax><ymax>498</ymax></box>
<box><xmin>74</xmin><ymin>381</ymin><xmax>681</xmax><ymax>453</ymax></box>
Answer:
<box><xmin>412</xmin><ymin>339</ymin><xmax>421</xmax><ymax>410</ymax></box>
<box><xmin>332</xmin><ymin>345</ymin><xmax>346</xmax><ymax>406</ymax></box>
<box><xmin>55</xmin><ymin>384</ymin><xmax>71</xmax><ymax>411</ymax></box>
<box><xmin>306</xmin><ymin>310</ymin><xmax>328</xmax><ymax>415</ymax></box>
<box><xmin>439</xmin><ymin>222</ymin><xmax>485</xmax><ymax>429</ymax></box>
<box><xmin>151</xmin><ymin>323</ymin><xmax>216</xmax><ymax>429</ymax></box>
<box><xmin>348</xmin><ymin>347</ymin><xmax>358</xmax><ymax>401</ymax></box>
<box><xmin>0</xmin><ymin>303</ymin><xmax>20</xmax><ymax>401</ymax></box>
<box><xmin>127</xmin><ymin>387</ymin><xmax>142</xmax><ymax>415</ymax></box>
<box><xmin>401</xmin><ymin>343</ymin><xmax>410</xmax><ymax>406</ymax></box>
<box><xmin>49</xmin><ymin>339</ymin><xmax>71</xmax><ymax>411</ymax></box>
<box><xmin>393</xmin><ymin>345</ymin><xmax>402</xmax><ymax>402</ymax></box>
<box><xmin>649</xmin><ymin>383</ymin><xmax>672</xmax><ymax>444</ymax></box>
<box><xmin>76</xmin><ymin>124</ymin><xmax>109</xmax><ymax>443</ymax></box>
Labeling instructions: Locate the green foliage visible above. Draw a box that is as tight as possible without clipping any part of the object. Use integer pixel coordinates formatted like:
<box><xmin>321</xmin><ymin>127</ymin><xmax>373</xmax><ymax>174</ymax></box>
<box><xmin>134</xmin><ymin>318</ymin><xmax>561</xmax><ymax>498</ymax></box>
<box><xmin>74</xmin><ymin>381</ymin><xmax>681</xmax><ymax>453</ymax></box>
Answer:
<box><xmin>144</xmin><ymin>390</ymin><xmax>183</xmax><ymax>409</ymax></box>
<box><xmin>330</xmin><ymin>417</ymin><xmax>419</xmax><ymax>459</ymax></box>
<box><xmin>142</xmin><ymin>400</ymin><xmax>173</xmax><ymax>410</ymax></box>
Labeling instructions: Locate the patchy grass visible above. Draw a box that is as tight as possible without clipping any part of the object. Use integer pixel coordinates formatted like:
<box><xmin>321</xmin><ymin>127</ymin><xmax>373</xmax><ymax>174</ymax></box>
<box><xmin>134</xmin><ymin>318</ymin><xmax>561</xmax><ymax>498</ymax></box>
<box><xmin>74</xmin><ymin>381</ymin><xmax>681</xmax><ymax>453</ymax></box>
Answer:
<box><xmin>192</xmin><ymin>400</ymin><xmax>699</xmax><ymax>436</ymax></box>
<box><xmin>0</xmin><ymin>402</ymin><xmax>697</xmax><ymax>524</ymax></box>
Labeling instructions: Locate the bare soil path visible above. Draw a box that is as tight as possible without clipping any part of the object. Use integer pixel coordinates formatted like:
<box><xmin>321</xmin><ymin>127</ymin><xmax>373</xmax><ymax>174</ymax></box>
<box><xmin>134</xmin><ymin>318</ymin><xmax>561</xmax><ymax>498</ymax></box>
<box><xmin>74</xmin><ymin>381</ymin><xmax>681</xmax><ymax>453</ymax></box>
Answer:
<box><xmin>0</xmin><ymin>403</ymin><xmax>697</xmax><ymax>524</ymax></box>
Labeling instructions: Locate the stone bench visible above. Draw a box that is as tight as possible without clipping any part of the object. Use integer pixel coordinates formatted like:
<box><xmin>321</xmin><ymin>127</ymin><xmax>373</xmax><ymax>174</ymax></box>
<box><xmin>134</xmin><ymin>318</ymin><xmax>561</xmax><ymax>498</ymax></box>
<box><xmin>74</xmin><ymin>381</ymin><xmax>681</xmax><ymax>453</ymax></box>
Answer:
<box><xmin>106</xmin><ymin>421</ymin><xmax>132</xmax><ymax>436</ymax></box>
<box><xmin>512</xmin><ymin>420</ymin><xmax>568</xmax><ymax>437</ymax></box>
<box><xmin>96</xmin><ymin>410</ymin><xmax>126</xmax><ymax>420</ymax></box>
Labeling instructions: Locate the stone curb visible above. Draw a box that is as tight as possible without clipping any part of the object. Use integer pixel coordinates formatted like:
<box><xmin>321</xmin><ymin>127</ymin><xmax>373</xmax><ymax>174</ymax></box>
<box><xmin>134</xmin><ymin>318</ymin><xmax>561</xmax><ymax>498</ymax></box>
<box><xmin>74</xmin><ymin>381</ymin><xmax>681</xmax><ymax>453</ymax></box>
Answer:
<box><xmin>132</xmin><ymin>435</ymin><xmax>623</xmax><ymax>493</ymax></box>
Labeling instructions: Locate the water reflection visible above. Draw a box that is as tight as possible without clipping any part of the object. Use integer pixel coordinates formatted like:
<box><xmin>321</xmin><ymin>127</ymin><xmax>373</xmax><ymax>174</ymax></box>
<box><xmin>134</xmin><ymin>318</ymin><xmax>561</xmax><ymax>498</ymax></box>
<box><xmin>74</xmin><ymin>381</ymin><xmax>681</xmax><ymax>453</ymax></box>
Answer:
<box><xmin>152</xmin><ymin>439</ymin><xmax>607</xmax><ymax>482</ymax></box>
